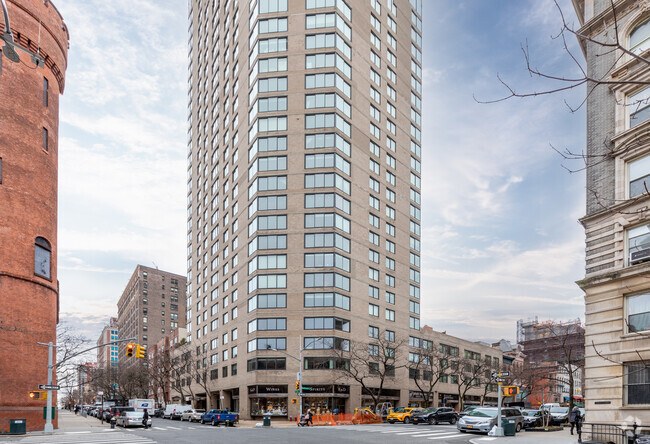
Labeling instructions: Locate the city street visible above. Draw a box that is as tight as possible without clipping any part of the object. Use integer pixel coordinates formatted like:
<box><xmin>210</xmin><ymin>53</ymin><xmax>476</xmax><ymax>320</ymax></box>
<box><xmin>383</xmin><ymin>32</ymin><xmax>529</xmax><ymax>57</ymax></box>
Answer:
<box><xmin>1</xmin><ymin>410</ymin><xmax>579</xmax><ymax>444</ymax></box>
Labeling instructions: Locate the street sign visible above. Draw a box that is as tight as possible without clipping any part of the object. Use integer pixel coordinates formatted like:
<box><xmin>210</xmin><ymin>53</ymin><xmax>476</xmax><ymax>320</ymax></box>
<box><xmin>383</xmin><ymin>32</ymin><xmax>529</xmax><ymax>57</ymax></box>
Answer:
<box><xmin>39</xmin><ymin>385</ymin><xmax>60</xmax><ymax>390</ymax></box>
<box><xmin>491</xmin><ymin>372</ymin><xmax>499</xmax><ymax>378</ymax></box>
<box><xmin>495</xmin><ymin>377</ymin><xmax>506</xmax><ymax>382</ymax></box>
<box><xmin>220</xmin><ymin>396</ymin><xmax>225</xmax><ymax>399</ymax></box>
<box><xmin>97</xmin><ymin>391</ymin><xmax>103</xmax><ymax>395</ymax></box>
<box><xmin>500</xmin><ymin>372</ymin><xmax>510</xmax><ymax>377</ymax></box>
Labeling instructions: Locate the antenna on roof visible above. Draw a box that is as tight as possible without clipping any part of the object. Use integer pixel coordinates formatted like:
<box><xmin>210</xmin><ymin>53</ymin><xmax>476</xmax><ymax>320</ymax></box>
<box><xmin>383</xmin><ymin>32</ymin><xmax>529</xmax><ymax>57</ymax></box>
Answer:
<box><xmin>152</xmin><ymin>261</ymin><xmax>158</xmax><ymax>270</ymax></box>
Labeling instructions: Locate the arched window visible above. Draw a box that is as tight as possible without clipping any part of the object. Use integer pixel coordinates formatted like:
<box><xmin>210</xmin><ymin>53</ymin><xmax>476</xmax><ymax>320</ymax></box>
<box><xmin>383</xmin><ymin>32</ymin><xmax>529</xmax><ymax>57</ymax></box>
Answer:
<box><xmin>630</xmin><ymin>17</ymin><xmax>650</xmax><ymax>54</ymax></box>
<box><xmin>34</xmin><ymin>237</ymin><xmax>51</xmax><ymax>279</ymax></box>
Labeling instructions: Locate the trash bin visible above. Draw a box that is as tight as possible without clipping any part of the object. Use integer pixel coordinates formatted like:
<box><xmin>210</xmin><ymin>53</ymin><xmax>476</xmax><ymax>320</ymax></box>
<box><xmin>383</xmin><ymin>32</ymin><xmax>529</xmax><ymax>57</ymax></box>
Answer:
<box><xmin>263</xmin><ymin>415</ymin><xmax>271</xmax><ymax>427</ymax></box>
<box><xmin>503</xmin><ymin>419</ymin><xmax>516</xmax><ymax>436</ymax></box>
<box><xmin>9</xmin><ymin>419</ymin><xmax>26</xmax><ymax>435</ymax></box>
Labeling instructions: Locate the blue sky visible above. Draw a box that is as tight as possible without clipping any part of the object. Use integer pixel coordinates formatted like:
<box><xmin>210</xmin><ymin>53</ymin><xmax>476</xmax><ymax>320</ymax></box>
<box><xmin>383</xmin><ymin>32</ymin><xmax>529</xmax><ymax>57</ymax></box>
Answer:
<box><xmin>54</xmin><ymin>0</ymin><xmax>586</xmax><ymax>344</ymax></box>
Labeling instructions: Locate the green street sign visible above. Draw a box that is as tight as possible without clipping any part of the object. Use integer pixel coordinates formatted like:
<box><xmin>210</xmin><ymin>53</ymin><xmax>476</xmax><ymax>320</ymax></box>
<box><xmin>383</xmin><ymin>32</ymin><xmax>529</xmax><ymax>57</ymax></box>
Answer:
<box><xmin>294</xmin><ymin>390</ymin><xmax>300</xmax><ymax>394</ymax></box>
<box><xmin>302</xmin><ymin>387</ymin><xmax>311</xmax><ymax>391</ymax></box>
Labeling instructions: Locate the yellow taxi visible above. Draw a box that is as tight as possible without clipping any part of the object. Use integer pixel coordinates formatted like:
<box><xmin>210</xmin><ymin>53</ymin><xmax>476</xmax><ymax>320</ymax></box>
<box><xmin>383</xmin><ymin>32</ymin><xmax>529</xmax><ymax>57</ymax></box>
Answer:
<box><xmin>387</xmin><ymin>407</ymin><xmax>424</xmax><ymax>424</ymax></box>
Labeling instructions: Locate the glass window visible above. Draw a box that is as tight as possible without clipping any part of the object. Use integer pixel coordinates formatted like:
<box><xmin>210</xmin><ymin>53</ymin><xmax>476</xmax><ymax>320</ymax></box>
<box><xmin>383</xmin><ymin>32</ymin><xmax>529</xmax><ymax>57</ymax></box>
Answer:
<box><xmin>624</xmin><ymin>362</ymin><xmax>650</xmax><ymax>404</ymax></box>
<box><xmin>630</xmin><ymin>87</ymin><xmax>650</xmax><ymax>129</ymax></box>
<box><xmin>34</xmin><ymin>237</ymin><xmax>51</xmax><ymax>279</ymax></box>
<box><xmin>628</xmin><ymin>293</ymin><xmax>650</xmax><ymax>332</ymax></box>
<box><xmin>630</xmin><ymin>18</ymin><xmax>650</xmax><ymax>54</ymax></box>
<box><xmin>304</xmin><ymin>292</ymin><xmax>350</xmax><ymax>310</ymax></box>
<box><xmin>629</xmin><ymin>224</ymin><xmax>650</xmax><ymax>265</ymax></box>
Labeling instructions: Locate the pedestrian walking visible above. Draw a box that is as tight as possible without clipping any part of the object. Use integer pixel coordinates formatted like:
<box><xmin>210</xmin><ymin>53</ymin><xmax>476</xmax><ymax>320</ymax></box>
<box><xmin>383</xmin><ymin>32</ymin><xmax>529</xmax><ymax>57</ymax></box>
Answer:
<box><xmin>143</xmin><ymin>409</ymin><xmax>150</xmax><ymax>429</ymax></box>
<box><xmin>306</xmin><ymin>409</ymin><xmax>313</xmax><ymax>426</ymax></box>
<box><xmin>570</xmin><ymin>407</ymin><xmax>582</xmax><ymax>435</ymax></box>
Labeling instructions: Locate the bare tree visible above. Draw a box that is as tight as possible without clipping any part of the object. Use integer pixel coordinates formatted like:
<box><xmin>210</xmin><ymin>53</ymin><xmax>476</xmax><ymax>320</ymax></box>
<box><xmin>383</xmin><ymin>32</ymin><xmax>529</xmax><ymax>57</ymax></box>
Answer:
<box><xmin>455</xmin><ymin>356</ymin><xmax>490</xmax><ymax>411</ymax></box>
<box><xmin>55</xmin><ymin>323</ymin><xmax>92</xmax><ymax>395</ymax></box>
<box><xmin>334</xmin><ymin>329</ymin><xmax>408</xmax><ymax>409</ymax></box>
<box><xmin>411</xmin><ymin>346</ymin><xmax>448</xmax><ymax>407</ymax></box>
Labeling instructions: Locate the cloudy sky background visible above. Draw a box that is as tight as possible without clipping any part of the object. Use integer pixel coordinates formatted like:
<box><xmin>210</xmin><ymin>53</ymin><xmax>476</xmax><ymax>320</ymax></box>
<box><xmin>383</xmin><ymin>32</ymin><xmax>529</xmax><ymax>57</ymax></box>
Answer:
<box><xmin>55</xmin><ymin>0</ymin><xmax>586</xmax><ymax>344</ymax></box>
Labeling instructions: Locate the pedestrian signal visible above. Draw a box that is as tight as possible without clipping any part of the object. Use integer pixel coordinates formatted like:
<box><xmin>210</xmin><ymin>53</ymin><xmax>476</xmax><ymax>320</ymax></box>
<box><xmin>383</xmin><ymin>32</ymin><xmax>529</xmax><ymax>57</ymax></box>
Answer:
<box><xmin>503</xmin><ymin>386</ymin><xmax>519</xmax><ymax>396</ymax></box>
<box><xmin>291</xmin><ymin>399</ymin><xmax>297</xmax><ymax>404</ymax></box>
<box><xmin>29</xmin><ymin>391</ymin><xmax>46</xmax><ymax>400</ymax></box>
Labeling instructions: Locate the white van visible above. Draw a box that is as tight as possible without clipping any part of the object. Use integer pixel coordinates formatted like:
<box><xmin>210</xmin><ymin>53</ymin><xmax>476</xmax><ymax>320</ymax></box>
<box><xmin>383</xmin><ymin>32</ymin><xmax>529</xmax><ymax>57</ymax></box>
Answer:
<box><xmin>163</xmin><ymin>404</ymin><xmax>193</xmax><ymax>420</ymax></box>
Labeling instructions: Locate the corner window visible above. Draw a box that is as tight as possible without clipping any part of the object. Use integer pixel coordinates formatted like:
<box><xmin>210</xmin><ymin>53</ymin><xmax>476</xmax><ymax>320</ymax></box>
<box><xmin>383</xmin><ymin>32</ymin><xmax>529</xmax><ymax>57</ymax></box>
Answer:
<box><xmin>630</xmin><ymin>17</ymin><xmax>650</xmax><ymax>55</ymax></box>
<box><xmin>34</xmin><ymin>237</ymin><xmax>51</xmax><ymax>279</ymax></box>
<box><xmin>628</xmin><ymin>293</ymin><xmax>650</xmax><ymax>333</ymax></box>
<box><xmin>628</xmin><ymin>224</ymin><xmax>650</xmax><ymax>265</ymax></box>
<box><xmin>629</xmin><ymin>88</ymin><xmax>650</xmax><ymax>129</ymax></box>
<box><xmin>629</xmin><ymin>154</ymin><xmax>650</xmax><ymax>198</ymax></box>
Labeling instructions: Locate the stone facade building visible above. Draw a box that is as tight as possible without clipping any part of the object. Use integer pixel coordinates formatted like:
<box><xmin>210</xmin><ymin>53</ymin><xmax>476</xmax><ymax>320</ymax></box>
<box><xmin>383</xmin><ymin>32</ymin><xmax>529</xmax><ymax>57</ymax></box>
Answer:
<box><xmin>0</xmin><ymin>0</ymin><xmax>68</xmax><ymax>432</ymax></box>
<box><xmin>573</xmin><ymin>0</ymin><xmax>650</xmax><ymax>424</ymax></box>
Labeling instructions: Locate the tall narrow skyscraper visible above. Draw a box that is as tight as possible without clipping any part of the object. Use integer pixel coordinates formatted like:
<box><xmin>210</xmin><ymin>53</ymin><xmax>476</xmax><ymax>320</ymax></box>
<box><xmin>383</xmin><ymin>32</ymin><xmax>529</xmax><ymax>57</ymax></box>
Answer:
<box><xmin>186</xmin><ymin>0</ymin><xmax>423</xmax><ymax>419</ymax></box>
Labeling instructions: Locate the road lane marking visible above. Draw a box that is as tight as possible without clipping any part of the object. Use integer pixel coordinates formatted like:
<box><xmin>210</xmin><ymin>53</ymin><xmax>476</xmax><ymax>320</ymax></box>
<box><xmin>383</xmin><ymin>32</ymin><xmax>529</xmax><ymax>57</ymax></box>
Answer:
<box><xmin>428</xmin><ymin>434</ymin><xmax>466</xmax><ymax>440</ymax></box>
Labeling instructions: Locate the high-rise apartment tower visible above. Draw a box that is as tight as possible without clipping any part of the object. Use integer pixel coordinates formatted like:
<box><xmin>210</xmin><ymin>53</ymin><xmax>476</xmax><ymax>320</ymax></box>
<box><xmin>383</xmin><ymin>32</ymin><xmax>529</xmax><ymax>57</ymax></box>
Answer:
<box><xmin>186</xmin><ymin>0</ymin><xmax>423</xmax><ymax>419</ymax></box>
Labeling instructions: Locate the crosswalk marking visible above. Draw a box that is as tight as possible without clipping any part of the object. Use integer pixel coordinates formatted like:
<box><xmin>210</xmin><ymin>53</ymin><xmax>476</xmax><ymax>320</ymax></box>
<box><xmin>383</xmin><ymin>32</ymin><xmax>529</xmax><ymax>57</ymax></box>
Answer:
<box><xmin>16</xmin><ymin>431</ymin><xmax>155</xmax><ymax>444</ymax></box>
<box><xmin>428</xmin><ymin>434</ymin><xmax>465</xmax><ymax>440</ymax></box>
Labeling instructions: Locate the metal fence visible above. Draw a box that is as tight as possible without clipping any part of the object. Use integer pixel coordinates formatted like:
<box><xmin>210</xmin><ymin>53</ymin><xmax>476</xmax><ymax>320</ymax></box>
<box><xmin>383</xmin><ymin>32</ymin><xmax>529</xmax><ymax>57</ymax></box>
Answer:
<box><xmin>580</xmin><ymin>422</ymin><xmax>647</xmax><ymax>444</ymax></box>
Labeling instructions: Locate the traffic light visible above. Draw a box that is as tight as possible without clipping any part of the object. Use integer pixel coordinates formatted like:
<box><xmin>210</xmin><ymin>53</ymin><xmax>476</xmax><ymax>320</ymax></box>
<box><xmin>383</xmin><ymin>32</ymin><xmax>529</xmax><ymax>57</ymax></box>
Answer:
<box><xmin>29</xmin><ymin>391</ymin><xmax>46</xmax><ymax>400</ymax></box>
<box><xmin>136</xmin><ymin>344</ymin><xmax>146</xmax><ymax>359</ymax></box>
<box><xmin>295</xmin><ymin>381</ymin><xmax>300</xmax><ymax>391</ymax></box>
<box><xmin>291</xmin><ymin>398</ymin><xmax>297</xmax><ymax>404</ymax></box>
<box><xmin>126</xmin><ymin>343</ymin><xmax>134</xmax><ymax>357</ymax></box>
<box><xmin>503</xmin><ymin>386</ymin><xmax>520</xmax><ymax>396</ymax></box>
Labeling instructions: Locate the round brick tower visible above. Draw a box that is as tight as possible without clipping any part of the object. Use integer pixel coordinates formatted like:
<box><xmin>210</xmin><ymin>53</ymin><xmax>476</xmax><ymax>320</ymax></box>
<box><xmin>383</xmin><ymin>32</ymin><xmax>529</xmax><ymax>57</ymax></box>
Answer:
<box><xmin>0</xmin><ymin>0</ymin><xmax>68</xmax><ymax>433</ymax></box>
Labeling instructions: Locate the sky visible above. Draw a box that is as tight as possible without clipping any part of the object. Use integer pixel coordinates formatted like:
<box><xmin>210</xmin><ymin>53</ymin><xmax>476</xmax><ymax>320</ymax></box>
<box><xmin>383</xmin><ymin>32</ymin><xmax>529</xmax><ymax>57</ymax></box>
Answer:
<box><xmin>54</xmin><ymin>0</ymin><xmax>587</xmax><ymax>346</ymax></box>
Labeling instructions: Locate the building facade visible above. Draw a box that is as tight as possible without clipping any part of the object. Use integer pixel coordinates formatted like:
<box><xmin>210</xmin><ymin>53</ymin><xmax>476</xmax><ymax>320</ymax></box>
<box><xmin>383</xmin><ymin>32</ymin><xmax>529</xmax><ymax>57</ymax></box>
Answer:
<box><xmin>117</xmin><ymin>265</ymin><xmax>187</xmax><ymax>363</ymax></box>
<box><xmin>77</xmin><ymin>362</ymin><xmax>98</xmax><ymax>406</ymax></box>
<box><xmin>97</xmin><ymin>317</ymin><xmax>119</xmax><ymax>370</ymax></box>
<box><xmin>185</xmin><ymin>0</ymin><xmax>424</xmax><ymax>419</ymax></box>
<box><xmin>573</xmin><ymin>0</ymin><xmax>650</xmax><ymax>424</ymax></box>
<box><xmin>0</xmin><ymin>0</ymin><xmax>68</xmax><ymax>432</ymax></box>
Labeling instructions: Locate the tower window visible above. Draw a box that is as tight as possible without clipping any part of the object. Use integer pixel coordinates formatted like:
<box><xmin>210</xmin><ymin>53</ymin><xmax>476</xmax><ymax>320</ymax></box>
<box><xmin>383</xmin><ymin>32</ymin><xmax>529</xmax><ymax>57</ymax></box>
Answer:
<box><xmin>34</xmin><ymin>237</ymin><xmax>51</xmax><ymax>279</ymax></box>
<box><xmin>43</xmin><ymin>77</ymin><xmax>49</xmax><ymax>107</ymax></box>
<box><xmin>42</xmin><ymin>128</ymin><xmax>48</xmax><ymax>151</ymax></box>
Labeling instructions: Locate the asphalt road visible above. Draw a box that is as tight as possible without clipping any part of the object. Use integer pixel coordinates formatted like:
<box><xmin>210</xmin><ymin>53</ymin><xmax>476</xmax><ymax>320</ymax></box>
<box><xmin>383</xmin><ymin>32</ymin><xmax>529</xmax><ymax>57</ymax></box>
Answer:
<box><xmin>7</xmin><ymin>418</ymin><xmax>481</xmax><ymax>444</ymax></box>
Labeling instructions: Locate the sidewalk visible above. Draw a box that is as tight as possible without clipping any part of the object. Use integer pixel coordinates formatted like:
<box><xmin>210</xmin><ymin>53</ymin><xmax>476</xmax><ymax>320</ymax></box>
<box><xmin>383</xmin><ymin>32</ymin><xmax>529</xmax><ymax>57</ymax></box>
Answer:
<box><xmin>469</xmin><ymin>426</ymin><xmax>580</xmax><ymax>444</ymax></box>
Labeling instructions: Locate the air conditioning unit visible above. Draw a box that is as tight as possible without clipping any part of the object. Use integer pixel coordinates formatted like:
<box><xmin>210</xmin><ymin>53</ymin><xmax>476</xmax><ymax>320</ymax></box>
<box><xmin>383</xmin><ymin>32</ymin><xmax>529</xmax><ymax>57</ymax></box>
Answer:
<box><xmin>630</xmin><ymin>248</ymin><xmax>650</xmax><ymax>265</ymax></box>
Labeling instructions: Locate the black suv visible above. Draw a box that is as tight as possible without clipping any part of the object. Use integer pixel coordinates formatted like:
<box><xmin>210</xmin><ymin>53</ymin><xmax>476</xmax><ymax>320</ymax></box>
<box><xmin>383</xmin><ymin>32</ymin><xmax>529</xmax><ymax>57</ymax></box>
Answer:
<box><xmin>412</xmin><ymin>407</ymin><xmax>458</xmax><ymax>425</ymax></box>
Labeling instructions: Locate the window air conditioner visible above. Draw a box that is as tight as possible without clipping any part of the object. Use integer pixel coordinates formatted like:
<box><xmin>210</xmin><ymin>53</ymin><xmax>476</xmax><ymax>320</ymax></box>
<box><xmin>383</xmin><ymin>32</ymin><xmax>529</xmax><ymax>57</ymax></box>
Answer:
<box><xmin>630</xmin><ymin>248</ymin><xmax>650</xmax><ymax>265</ymax></box>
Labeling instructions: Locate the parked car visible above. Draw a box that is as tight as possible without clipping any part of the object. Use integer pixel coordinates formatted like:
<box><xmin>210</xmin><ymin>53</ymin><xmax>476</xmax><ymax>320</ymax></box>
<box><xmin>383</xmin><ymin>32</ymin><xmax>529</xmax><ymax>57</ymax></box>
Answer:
<box><xmin>181</xmin><ymin>409</ymin><xmax>206</xmax><ymax>422</ymax></box>
<box><xmin>457</xmin><ymin>407</ymin><xmax>524</xmax><ymax>434</ymax></box>
<box><xmin>386</xmin><ymin>407</ymin><xmax>424</xmax><ymax>424</ymax></box>
<box><xmin>201</xmin><ymin>409</ymin><xmax>239</xmax><ymax>426</ymax></box>
<box><xmin>116</xmin><ymin>411</ymin><xmax>152</xmax><ymax>428</ymax></box>
<box><xmin>457</xmin><ymin>405</ymin><xmax>479</xmax><ymax>417</ymax></box>
<box><xmin>521</xmin><ymin>409</ymin><xmax>549</xmax><ymax>428</ymax></box>
<box><xmin>412</xmin><ymin>407</ymin><xmax>458</xmax><ymax>425</ymax></box>
<box><xmin>108</xmin><ymin>406</ymin><xmax>134</xmax><ymax>422</ymax></box>
<box><xmin>153</xmin><ymin>408</ymin><xmax>165</xmax><ymax>418</ymax></box>
<box><xmin>549</xmin><ymin>406</ymin><xmax>570</xmax><ymax>425</ymax></box>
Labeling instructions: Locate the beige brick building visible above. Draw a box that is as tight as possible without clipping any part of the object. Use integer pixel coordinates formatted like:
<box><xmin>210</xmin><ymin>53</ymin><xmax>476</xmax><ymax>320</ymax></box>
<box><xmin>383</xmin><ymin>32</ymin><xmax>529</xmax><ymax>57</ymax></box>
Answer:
<box><xmin>573</xmin><ymin>0</ymin><xmax>650</xmax><ymax>425</ymax></box>
<box><xmin>117</xmin><ymin>265</ymin><xmax>187</xmax><ymax>362</ymax></box>
<box><xmin>185</xmin><ymin>0</ymin><xmax>427</xmax><ymax>419</ymax></box>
